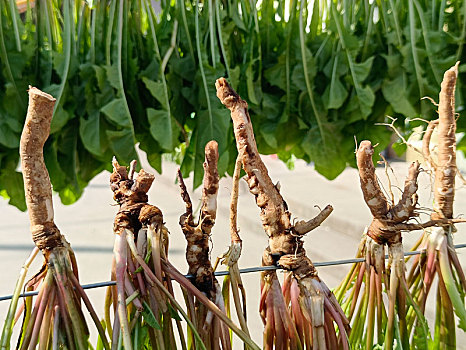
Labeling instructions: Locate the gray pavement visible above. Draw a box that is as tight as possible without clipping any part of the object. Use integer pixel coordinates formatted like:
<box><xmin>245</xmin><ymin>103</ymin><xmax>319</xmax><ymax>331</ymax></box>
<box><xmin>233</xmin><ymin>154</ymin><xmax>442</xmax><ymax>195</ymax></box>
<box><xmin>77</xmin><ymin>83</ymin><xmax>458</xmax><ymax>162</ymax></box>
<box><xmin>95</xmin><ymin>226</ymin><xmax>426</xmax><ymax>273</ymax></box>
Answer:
<box><xmin>1</xmin><ymin>153</ymin><xmax>466</xmax><ymax>347</ymax></box>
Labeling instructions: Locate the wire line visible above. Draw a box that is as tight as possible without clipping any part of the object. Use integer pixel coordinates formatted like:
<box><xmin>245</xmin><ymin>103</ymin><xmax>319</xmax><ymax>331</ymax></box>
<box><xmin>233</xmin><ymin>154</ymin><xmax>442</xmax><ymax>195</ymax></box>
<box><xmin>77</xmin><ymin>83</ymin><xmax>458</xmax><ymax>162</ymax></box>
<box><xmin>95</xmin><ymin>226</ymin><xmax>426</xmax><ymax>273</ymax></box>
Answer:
<box><xmin>1</xmin><ymin>243</ymin><xmax>465</xmax><ymax>302</ymax></box>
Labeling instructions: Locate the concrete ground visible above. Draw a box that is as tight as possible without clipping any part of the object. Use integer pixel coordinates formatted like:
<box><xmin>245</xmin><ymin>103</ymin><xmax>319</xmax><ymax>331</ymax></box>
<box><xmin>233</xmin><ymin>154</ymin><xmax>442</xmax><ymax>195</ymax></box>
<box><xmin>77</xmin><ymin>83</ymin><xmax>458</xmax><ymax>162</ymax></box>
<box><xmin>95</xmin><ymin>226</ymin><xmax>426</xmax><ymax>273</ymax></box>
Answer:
<box><xmin>1</xmin><ymin>152</ymin><xmax>466</xmax><ymax>348</ymax></box>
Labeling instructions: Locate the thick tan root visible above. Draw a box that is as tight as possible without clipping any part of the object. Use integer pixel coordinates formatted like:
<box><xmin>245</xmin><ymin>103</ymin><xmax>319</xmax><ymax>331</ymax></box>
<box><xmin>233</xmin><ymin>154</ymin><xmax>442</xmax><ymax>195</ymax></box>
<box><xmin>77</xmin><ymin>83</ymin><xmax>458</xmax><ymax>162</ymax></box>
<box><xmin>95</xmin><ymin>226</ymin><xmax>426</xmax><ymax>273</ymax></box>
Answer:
<box><xmin>422</xmin><ymin>119</ymin><xmax>439</xmax><ymax>169</ymax></box>
<box><xmin>20</xmin><ymin>87</ymin><xmax>62</xmax><ymax>252</ymax></box>
<box><xmin>390</xmin><ymin>161</ymin><xmax>420</xmax><ymax>222</ymax></box>
<box><xmin>216</xmin><ymin>78</ymin><xmax>291</xmax><ymax>239</ymax></box>
<box><xmin>177</xmin><ymin>141</ymin><xmax>219</xmax><ymax>298</ymax></box>
<box><xmin>433</xmin><ymin>63</ymin><xmax>459</xmax><ymax>220</ymax></box>
<box><xmin>229</xmin><ymin>148</ymin><xmax>244</xmax><ymax>245</ymax></box>
<box><xmin>200</xmin><ymin>140</ymin><xmax>219</xmax><ymax>235</ymax></box>
<box><xmin>216</xmin><ymin>78</ymin><xmax>331</xmax><ymax>263</ymax></box>
<box><xmin>356</xmin><ymin>141</ymin><xmax>426</xmax><ymax>244</ymax></box>
<box><xmin>217</xmin><ymin>78</ymin><xmax>349</xmax><ymax>348</ymax></box>
<box><xmin>356</xmin><ymin>141</ymin><xmax>389</xmax><ymax>219</ymax></box>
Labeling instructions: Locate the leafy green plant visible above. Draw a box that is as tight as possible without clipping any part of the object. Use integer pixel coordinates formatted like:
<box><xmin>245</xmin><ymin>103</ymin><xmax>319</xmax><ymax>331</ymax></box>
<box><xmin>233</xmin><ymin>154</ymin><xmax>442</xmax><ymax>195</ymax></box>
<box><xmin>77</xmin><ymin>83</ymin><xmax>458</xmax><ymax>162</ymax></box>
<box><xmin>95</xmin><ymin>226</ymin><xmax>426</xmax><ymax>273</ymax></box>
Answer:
<box><xmin>1</xmin><ymin>0</ymin><xmax>465</xmax><ymax>212</ymax></box>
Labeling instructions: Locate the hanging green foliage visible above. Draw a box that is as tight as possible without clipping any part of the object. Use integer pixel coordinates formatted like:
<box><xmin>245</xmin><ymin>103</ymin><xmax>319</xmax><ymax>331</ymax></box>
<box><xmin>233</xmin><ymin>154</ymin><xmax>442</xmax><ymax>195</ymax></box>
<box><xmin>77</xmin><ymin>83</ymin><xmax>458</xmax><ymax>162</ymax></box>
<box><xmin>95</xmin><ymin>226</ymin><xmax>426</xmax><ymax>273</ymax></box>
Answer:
<box><xmin>1</xmin><ymin>0</ymin><xmax>465</xmax><ymax>210</ymax></box>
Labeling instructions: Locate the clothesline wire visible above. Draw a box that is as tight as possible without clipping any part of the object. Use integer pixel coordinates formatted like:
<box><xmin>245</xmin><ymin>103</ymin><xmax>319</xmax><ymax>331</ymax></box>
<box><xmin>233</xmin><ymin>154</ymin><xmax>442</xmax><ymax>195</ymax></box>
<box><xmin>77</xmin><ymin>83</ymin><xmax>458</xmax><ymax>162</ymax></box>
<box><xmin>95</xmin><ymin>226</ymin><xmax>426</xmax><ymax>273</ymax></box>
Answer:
<box><xmin>1</xmin><ymin>243</ymin><xmax>465</xmax><ymax>302</ymax></box>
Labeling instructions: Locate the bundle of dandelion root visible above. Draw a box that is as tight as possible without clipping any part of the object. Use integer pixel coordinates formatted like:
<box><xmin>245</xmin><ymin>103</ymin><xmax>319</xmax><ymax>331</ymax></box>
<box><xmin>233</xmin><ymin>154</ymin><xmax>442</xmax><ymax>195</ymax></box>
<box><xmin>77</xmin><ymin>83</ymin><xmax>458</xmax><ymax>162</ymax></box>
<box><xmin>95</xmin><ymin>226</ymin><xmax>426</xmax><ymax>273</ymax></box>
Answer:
<box><xmin>216</xmin><ymin>78</ymin><xmax>350</xmax><ymax>350</ymax></box>
<box><xmin>336</xmin><ymin>140</ymin><xmax>466</xmax><ymax>350</ymax></box>
<box><xmin>218</xmin><ymin>145</ymin><xmax>250</xmax><ymax>342</ymax></box>
<box><xmin>0</xmin><ymin>88</ymin><xmax>109</xmax><ymax>350</ymax></box>
<box><xmin>109</xmin><ymin>157</ymin><xmax>258</xmax><ymax>350</ymax></box>
<box><xmin>177</xmin><ymin>141</ymin><xmax>233</xmax><ymax>349</ymax></box>
<box><xmin>407</xmin><ymin>62</ymin><xmax>466</xmax><ymax>347</ymax></box>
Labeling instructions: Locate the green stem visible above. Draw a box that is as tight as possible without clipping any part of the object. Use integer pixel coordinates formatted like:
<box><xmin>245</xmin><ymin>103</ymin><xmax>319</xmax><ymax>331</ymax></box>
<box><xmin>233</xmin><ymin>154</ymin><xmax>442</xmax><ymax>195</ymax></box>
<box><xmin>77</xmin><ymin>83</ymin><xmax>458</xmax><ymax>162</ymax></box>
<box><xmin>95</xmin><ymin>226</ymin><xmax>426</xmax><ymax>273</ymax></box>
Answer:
<box><xmin>208</xmin><ymin>0</ymin><xmax>216</xmax><ymax>68</ymax></box>
<box><xmin>195</xmin><ymin>0</ymin><xmax>214</xmax><ymax>139</ymax></box>
<box><xmin>90</xmin><ymin>6</ymin><xmax>96</xmax><ymax>64</ymax></box>
<box><xmin>366</xmin><ymin>267</ymin><xmax>376</xmax><ymax>350</ymax></box>
<box><xmin>439</xmin><ymin>236</ymin><xmax>466</xmax><ymax>330</ymax></box>
<box><xmin>116</xmin><ymin>0</ymin><xmax>137</xmax><ymax>148</ymax></box>
<box><xmin>54</xmin><ymin>0</ymin><xmax>72</xmax><ymax>114</ymax></box>
<box><xmin>455</xmin><ymin>0</ymin><xmax>466</xmax><ymax>62</ymax></box>
<box><xmin>69</xmin><ymin>273</ymin><xmax>110</xmax><ymax>350</ymax></box>
<box><xmin>408</xmin><ymin>0</ymin><xmax>424</xmax><ymax>109</ymax></box>
<box><xmin>114</xmin><ymin>232</ymin><xmax>132</xmax><ymax>350</ymax></box>
<box><xmin>361</xmin><ymin>2</ymin><xmax>375</xmax><ymax>61</ymax></box>
<box><xmin>105</xmin><ymin>0</ymin><xmax>117</xmax><ymax>66</ymax></box>
<box><xmin>229</xmin><ymin>264</ymin><xmax>250</xmax><ymax>337</ymax></box>
<box><xmin>284</xmin><ymin>0</ymin><xmax>296</xmax><ymax>117</ymax></box>
<box><xmin>413</xmin><ymin>0</ymin><xmax>442</xmax><ymax>84</ymax></box>
<box><xmin>125</xmin><ymin>231</ymin><xmax>206</xmax><ymax>350</ymax></box>
<box><xmin>300</xmin><ymin>0</ymin><xmax>326</xmax><ymax>142</ymax></box>
<box><xmin>1</xmin><ymin>248</ymin><xmax>39</xmax><ymax>350</ymax></box>
<box><xmin>215</xmin><ymin>0</ymin><xmax>231</xmax><ymax>79</ymax></box>
<box><xmin>8</xmin><ymin>0</ymin><xmax>21</xmax><ymax>52</ymax></box>
<box><xmin>178</xmin><ymin>0</ymin><xmax>195</xmax><ymax>61</ymax></box>
<box><xmin>438</xmin><ymin>0</ymin><xmax>446</xmax><ymax>31</ymax></box>
<box><xmin>0</xmin><ymin>8</ymin><xmax>23</xmax><ymax>108</ymax></box>
<box><xmin>51</xmin><ymin>250</ymin><xmax>87</xmax><ymax>349</ymax></box>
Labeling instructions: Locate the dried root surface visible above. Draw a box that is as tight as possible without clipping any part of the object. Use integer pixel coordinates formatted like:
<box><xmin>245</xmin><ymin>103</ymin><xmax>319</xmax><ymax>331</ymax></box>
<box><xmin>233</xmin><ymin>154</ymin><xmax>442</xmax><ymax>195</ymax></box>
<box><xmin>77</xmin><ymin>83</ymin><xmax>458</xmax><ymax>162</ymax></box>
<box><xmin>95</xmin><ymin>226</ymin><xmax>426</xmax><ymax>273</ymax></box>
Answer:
<box><xmin>20</xmin><ymin>87</ymin><xmax>62</xmax><ymax>252</ymax></box>
<box><xmin>433</xmin><ymin>63</ymin><xmax>458</xmax><ymax>220</ymax></box>
<box><xmin>216</xmin><ymin>78</ymin><xmax>349</xmax><ymax>349</ymax></box>
<box><xmin>177</xmin><ymin>141</ymin><xmax>219</xmax><ymax>298</ymax></box>
<box><xmin>11</xmin><ymin>87</ymin><xmax>109</xmax><ymax>349</ymax></box>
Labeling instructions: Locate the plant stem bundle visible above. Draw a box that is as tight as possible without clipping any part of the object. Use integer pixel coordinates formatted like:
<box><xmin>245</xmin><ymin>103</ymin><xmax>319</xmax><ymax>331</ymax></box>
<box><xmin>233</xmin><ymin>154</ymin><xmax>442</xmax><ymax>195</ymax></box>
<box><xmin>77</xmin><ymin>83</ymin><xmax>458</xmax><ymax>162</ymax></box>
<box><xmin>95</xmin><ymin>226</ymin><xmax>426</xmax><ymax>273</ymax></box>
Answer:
<box><xmin>1</xmin><ymin>87</ymin><xmax>109</xmax><ymax>350</ymax></box>
<box><xmin>407</xmin><ymin>62</ymin><xmax>466</xmax><ymax>348</ymax></box>
<box><xmin>216</xmin><ymin>77</ymin><xmax>350</xmax><ymax>349</ymax></box>
<box><xmin>337</xmin><ymin>141</ymin><xmax>424</xmax><ymax>349</ymax></box>
<box><xmin>177</xmin><ymin>141</ymin><xmax>232</xmax><ymax>349</ymax></box>
<box><xmin>108</xmin><ymin>156</ymin><xmax>258</xmax><ymax>349</ymax></box>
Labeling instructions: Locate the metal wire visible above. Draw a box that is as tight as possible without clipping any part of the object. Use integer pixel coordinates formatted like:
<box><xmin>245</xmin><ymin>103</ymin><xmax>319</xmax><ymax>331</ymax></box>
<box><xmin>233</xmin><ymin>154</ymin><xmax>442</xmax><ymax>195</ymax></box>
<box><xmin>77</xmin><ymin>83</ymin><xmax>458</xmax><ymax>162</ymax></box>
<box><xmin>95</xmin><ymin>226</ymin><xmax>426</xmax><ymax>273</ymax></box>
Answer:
<box><xmin>1</xmin><ymin>243</ymin><xmax>465</xmax><ymax>302</ymax></box>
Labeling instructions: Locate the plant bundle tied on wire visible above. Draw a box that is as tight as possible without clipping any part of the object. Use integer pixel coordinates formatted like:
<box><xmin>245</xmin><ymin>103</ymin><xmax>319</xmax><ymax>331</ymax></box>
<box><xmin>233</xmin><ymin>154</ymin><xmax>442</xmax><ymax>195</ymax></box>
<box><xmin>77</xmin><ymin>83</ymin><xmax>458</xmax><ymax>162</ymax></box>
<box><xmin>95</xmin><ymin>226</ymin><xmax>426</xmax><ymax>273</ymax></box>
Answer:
<box><xmin>216</xmin><ymin>78</ymin><xmax>350</xmax><ymax>350</ymax></box>
<box><xmin>108</xmin><ymin>154</ymin><xmax>259</xmax><ymax>349</ymax></box>
<box><xmin>406</xmin><ymin>62</ymin><xmax>466</xmax><ymax>348</ymax></box>
<box><xmin>335</xmin><ymin>138</ymin><xmax>466</xmax><ymax>350</ymax></box>
<box><xmin>217</xmin><ymin>146</ymin><xmax>250</xmax><ymax>344</ymax></box>
<box><xmin>0</xmin><ymin>88</ymin><xmax>110</xmax><ymax>350</ymax></box>
<box><xmin>176</xmin><ymin>140</ymin><xmax>232</xmax><ymax>349</ymax></box>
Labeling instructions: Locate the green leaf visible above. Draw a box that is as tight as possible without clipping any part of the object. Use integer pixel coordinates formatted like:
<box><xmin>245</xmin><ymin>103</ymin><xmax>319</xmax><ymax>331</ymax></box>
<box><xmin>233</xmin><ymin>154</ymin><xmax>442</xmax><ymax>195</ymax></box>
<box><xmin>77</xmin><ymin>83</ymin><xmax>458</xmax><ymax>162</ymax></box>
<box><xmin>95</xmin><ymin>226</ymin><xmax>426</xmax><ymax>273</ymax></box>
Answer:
<box><xmin>79</xmin><ymin>112</ymin><xmax>107</xmax><ymax>157</ymax></box>
<box><xmin>182</xmin><ymin>108</ymin><xmax>230</xmax><ymax>189</ymax></box>
<box><xmin>260</xmin><ymin>123</ymin><xmax>278</xmax><ymax>149</ymax></box>
<box><xmin>323</xmin><ymin>61</ymin><xmax>348</xmax><ymax>110</ymax></box>
<box><xmin>93</xmin><ymin>65</ymin><xmax>107</xmax><ymax>91</ymax></box>
<box><xmin>344</xmin><ymin>55</ymin><xmax>376</xmax><ymax>120</ymax></box>
<box><xmin>264</xmin><ymin>55</ymin><xmax>286</xmax><ymax>90</ymax></box>
<box><xmin>346</xmin><ymin>86</ymin><xmax>375</xmax><ymax>121</ymax></box>
<box><xmin>167</xmin><ymin>303</ymin><xmax>182</xmax><ymax>321</ymax></box>
<box><xmin>101</xmin><ymin>98</ymin><xmax>132</xmax><ymax>128</ymax></box>
<box><xmin>142</xmin><ymin>77</ymin><xmax>168</xmax><ymax>109</ymax></box>
<box><xmin>392</xmin><ymin>142</ymin><xmax>407</xmax><ymax>157</ymax></box>
<box><xmin>104</xmin><ymin>64</ymin><xmax>121</xmax><ymax>90</ymax></box>
<box><xmin>0</xmin><ymin>171</ymin><xmax>26</xmax><ymax>211</ymax></box>
<box><xmin>50</xmin><ymin>106</ymin><xmax>72</xmax><ymax>134</ymax></box>
<box><xmin>246</xmin><ymin>64</ymin><xmax>259</xmax><ymax>105</ymax></box>
<box><xmin>147</xmin><ymin>108</ymin><xmax>174</xmax><ymax>151</ymax></box>
<box><xmin>382</xmin><ymin>76</ymin><xmax>417</xmax><ymax>118</ymax></box>
<box><xmin>0</xmin><ymin>118</ymin><xmax>19</xmax><ymax>148</ymax></box>
<box><xmin>106</xmin><ymin>129</ymin><xmax>138</xmax><ymax>164</ymax></box>
<box><xmin>352</xmin><ymin>56</ymin><xmax>375</xmax><ymax>83</ymax></box>
<box><xmin>142</xmin><ymin>302</ymin><xmax>161</xmax><ymax>330</ymax></box>
<box><xmin>301</xmin><ymin>123</ymin><xmax>346</xmax><ymax>180</ymax></box>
